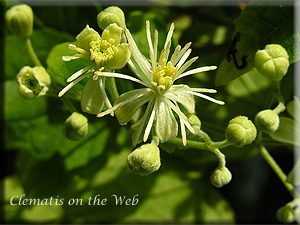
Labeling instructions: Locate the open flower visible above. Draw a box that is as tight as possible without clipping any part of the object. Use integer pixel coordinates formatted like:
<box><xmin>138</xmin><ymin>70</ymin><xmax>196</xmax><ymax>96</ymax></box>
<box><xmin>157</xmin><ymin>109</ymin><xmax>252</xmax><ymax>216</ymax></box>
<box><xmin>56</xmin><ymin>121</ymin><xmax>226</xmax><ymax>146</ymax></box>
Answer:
<box><xmin>58</xmin><ymin>23</ymin><xmax>131</xmax><ymax>115</ymax></box>
<box><xmin>96</xmin><ymin>21</ymin><xmax>224</xmax><ymax>146</ymax></box>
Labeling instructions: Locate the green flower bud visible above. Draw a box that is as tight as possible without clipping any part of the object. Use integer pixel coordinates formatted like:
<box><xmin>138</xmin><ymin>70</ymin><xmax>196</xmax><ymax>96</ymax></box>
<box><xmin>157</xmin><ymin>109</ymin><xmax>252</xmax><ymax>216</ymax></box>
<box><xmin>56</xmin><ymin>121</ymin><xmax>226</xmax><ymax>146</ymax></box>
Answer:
<box><xmin>255</xmin><ymin>44</ymin><xmax>289</xmax><ymax>81</ymax></box>
<box><xmin>6</xmin><ymin>4</ymin><xmax>34</xmax><ymax>40</ymax></box>
<box><xmin>225</xmin><ymin>116</ymin><xmax>257</xmax><ymax>147</ymax></box>
<box><xmin>188</xmin><ymin>114</ymin><xmax>201</xmax><ymax>132</ymax></box>
<box><xmin>255</xmin><ymin>109</ymin><xmax>280</xmax><ymax>133</ymax></box>
<box><xmin>65</xmin><ymin>112</ymin><xmax>88</xmax><ymax>141</ymax></box>
<box><xmin>16</xmin><ymin>66</ymin><xmax>51</xmax><ymax>100</ymax></box>
<box><xmin>97</xmin><ymin>6</ymin><xmax>126</xmax><ymax>30</ymax></box>
<box><xmin>210</xmin><ymin>166</ymin><xmax>232</xmax><ymax>188</ymax></box>
<box><xmin>276</xmin><ymin>204</ymin><xmax>296</xmax><ymax>223</ymax></box>
<box><xmin>127</xmin><ymin>141</ymin><xmax>161</xmax><ymax>176</ymax></box>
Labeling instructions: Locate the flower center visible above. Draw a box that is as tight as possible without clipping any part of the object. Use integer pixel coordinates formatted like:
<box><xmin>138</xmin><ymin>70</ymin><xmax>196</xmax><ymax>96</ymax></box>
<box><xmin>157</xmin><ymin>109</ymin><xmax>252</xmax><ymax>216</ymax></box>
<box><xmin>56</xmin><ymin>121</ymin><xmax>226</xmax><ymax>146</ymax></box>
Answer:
<box><xmin>89</xmin><ymin>37</ymin><xmax>116</xmax><ymax>68</ymax></box>
<box><xmin>22</xmin><ymin>71</ymin><xmax>43</xmax><ymax>95</ymax></box>
<box><xmin>153</xmin><ymin>61</ymin><xmax>177</xmax><ymax>92</ymax></box>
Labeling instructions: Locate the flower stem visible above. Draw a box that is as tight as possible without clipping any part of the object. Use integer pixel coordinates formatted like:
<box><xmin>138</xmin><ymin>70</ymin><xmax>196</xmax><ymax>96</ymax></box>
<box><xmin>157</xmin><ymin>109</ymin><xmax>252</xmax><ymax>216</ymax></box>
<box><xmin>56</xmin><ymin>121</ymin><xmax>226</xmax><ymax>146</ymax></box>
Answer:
<box><xmin>107</xmin><ymin>77</ymin><xmax>119</xmax><ymax>102</ymax></box>
<box><xmin>259</xmin><ymin>143</ymin><xmax>295</xmax><ymax>197</ymax></box>
<box><xmin>61</xmin><ymin>97</ymin><xmax>78</xmax><ymax>113</ymax></box>
<box><xmin>25</xmin><ymin>38</ymin><xmax>42</xmax><ymax>67</ymax></box>
<box><xmin>210</xmin><ymin>148</ymin><xmax>226</xmax><ymax>168</ymax></box>
<box><xmin>273</xmin><ymin>101</ymin><xmax>286</xmax><ymax>114</ymax></box>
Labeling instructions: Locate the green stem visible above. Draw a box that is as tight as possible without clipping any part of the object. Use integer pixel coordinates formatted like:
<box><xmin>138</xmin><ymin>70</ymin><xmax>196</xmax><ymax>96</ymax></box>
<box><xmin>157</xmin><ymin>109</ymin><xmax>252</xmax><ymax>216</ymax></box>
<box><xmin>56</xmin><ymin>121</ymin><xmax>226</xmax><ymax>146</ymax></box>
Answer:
<box><xmin>259</xmin><ymin>143</ymin><xmax>295</xmax><ymax>197</ymax></box>
<box><xmin>273</xmin><ymin>81</ymin><xmax>285</xmax><ymax>104</ymax></box>
<box><xmin>167</xmin><ymin>138</ymin><xmax>207</xmax><ymax>150</ymax></box>
<box><xmin>210</xmin><ymin>148</ymin><xmax>226</xmax><ymax>168</ymax></box>
<box><xmin>25</xmin><ymin>38</ymin><xmax>42</xmax><ymax>67</ymax></box>
<box><xmin>61</xmin><ymin>97</ymin><xmax>78</xmax><ymax>113</ymax></box>
<box><xmin>107</xmin><ymin>77</ymin><xmax>119</xmax><ymax>102</ymax></box>
<box><xmin>273</xmin><ymin>101</ymin><xmax>286</xmax><ymax>114</ymax></box>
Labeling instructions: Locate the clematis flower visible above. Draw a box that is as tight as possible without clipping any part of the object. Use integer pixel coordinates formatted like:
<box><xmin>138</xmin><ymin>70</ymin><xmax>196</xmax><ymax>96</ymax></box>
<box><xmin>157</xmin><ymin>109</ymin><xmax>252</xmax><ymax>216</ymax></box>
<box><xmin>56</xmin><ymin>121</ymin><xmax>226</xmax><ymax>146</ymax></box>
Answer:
<box><xmin>58</xmin><ymin>23</ymin><xmax>131</xmax><ymax>115</ymax></box>
<box><xmin>95</xmin><ymin>21</ymin><xmax>224</xmax><ymax>146</ymax></box>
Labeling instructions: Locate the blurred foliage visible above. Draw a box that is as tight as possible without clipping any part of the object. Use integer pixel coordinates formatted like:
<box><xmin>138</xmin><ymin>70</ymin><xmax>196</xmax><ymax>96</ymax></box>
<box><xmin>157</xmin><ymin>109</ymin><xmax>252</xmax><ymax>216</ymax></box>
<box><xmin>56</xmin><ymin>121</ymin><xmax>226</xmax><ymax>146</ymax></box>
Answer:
<box><xmin>2</xmin><ymin>0</ymin><xmax>297</xmax><ymax>223</ymax></box>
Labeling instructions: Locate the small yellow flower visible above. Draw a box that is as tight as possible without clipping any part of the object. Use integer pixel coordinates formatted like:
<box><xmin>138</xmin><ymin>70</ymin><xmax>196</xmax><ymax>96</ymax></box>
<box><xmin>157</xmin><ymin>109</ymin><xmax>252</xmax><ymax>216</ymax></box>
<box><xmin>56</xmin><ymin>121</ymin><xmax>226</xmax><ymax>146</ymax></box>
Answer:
<box><xmin>58</xmin><ymin>23</ymin><xmax>131</xmax><ymax>115</ymax></box>
<box><xmin>16</xmin><ymin>66</ymin><xmax>51</xmax><ymax>99</ymax></box>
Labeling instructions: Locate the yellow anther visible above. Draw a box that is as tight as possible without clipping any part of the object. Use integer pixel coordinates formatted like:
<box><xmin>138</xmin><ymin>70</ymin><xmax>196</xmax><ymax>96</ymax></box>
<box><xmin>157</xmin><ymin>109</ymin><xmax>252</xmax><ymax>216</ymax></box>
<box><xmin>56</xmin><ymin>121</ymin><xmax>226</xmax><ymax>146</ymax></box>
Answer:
<box><xmin>89</xmin><ymin>37</ymin><xmax>116</xmax><ymax>68</ymax></box>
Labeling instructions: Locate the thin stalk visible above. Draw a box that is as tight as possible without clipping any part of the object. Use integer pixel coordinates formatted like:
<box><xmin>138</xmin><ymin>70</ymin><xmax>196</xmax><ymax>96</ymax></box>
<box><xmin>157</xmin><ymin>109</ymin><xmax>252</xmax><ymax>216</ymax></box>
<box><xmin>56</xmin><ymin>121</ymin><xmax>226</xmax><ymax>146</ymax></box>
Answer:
<box><xmin>61</xmin><ymin>97</ymin><xmax>78</xmax><ymax>113</ymax></box>
<box><xmin>25</xmin><ymin>38</ymin><xmax>42</xmax><ymax>67</ymax></box>
<box><xmin>259</xmin><ymin>144</ymin><xmax>295</xmax><ymax>197</ymax></box>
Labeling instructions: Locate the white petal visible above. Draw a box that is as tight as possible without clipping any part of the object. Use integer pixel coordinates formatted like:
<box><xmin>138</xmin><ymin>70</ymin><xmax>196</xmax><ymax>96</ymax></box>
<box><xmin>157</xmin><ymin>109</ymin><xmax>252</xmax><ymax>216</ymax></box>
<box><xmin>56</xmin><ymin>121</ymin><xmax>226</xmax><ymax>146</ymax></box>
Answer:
<box><xmin>124</xmin><ymin>28</ymin><xmax>152</xmax><ymax>80</ymax></box>
<box><xmin>176</xmin><ymin>66</ymin><xmax>217</xmax><ymax>81</ymax></box>
<box><xmin>95</xmin><ymin>71</ymin><xmax>148</xmax><ymax>87</ymax></box>
<box><xmin>114</xmin><ymin>88</ymin><xmax>154</xmax><ymax>125</ymax></box>
<box><xmin>99</xmin><ymin>77</ymin><xmax>114</xmax><ymax>116</ymax></box>
<box><xmin>153</xmin><ymin>30</ymin><xmax>158</xmax><ymax>70</ymax></box>
<box><xmin>179</xmin><ymin>112</ymin><xmax>187</xmax><ymax>146</ymax></box>
<box><xmin>132</xmin><ymin>99</ymin><xmax>155</xmax><ymax>147</ymax></box>
<box><xmin>97</xmin><ymin>88</ymin><xmax>153</xmax><ymax>118</ymax></box>
<box><xmin>188</xmin><ymin>91</ymin><xmax>225</xmax><ymax>105</ymax></box>
<box><xmin>128</xmin><ymin>60</ymin><xmax>152</xmax><ymax>87</ymax></box>
<box><xmin>143</xmin><ymin>102</ymin><xmax>156</xmax><ymax>142</ymax></box>
<box><xmin>146</xmin><ymin>20</ymin><xmax>154</xmax><ymax>55</ymax></box>
<box><xmin>164</xmin><ymin>23</ymin><xmax>175</xmax><ymax>50</ymax></box>
<box><xmin>165</xmin><ymin>87</ymin><xmax>195</xmax><ymax>114</ymax></box>
<box><xmin>58</xmin><ymin>73</ymin><xmax>90</xmax><ymax>97</ymax></box>
<box><xmin>190</xmin><ymin>88</ymin><xmax>217</xmax><ymax>93</ymax></box>
<box><xmin>155</xmin><ymin>98</ymin><xmax>178</xmax><ymax>142</ymax></box>
<box><xmin>67</xmin><ymin>65</ymin><xmax>93</xmax><ymax>82</ymax></box>
<box><xmin>164</xmin><ymin>98</ymin><xmax>195</xmax><ymax>134</ymax></box>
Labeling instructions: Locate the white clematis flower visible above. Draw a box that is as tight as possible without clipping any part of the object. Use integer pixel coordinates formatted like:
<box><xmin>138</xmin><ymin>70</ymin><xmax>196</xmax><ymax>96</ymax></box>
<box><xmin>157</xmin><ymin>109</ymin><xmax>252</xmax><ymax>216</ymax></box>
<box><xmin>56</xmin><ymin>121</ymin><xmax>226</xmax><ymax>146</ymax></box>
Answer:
<box><xmin>95</xmin><ymin>21</ymin><xmax>224</xmax><ymax>146</ymax></box>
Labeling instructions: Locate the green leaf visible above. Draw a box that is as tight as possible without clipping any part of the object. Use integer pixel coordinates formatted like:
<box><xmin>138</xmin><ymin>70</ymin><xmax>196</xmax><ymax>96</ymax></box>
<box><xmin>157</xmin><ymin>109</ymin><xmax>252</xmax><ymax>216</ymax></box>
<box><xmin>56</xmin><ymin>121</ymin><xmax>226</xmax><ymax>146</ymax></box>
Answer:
<box><xmin>215</xmin><ymin>4</ymin><xmax>298</xmax><ymax>86</ymax></box>
<box><xmin>268</xmin><ymin>117</ymin><xmax>300</xmax><ymax>146</ymax></box>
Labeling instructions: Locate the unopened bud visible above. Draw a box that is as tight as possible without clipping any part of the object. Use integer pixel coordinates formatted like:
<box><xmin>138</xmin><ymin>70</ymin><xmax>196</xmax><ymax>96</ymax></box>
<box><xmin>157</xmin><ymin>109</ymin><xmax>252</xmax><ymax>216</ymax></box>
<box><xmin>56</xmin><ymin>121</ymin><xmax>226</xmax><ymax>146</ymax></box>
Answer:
<box><xmin>255</xmin><ymin>44</ymin><xmax>289</xmax><ymax>81</ymax></box>
<box><xmin>255</xmin><ymin>109</ymin><xmax>280</xmax><ymax>133</ymax></box>
<box><xmin>16</xmin><ymin>66</ymin><xmax>51</xmax><ymax>100</ymax></box>
<box><xmin>65</xmin><ymin>112</ymin><xmax>88</xmax><ymax>141</ymax></box>
<box><xmin>6</xmin><ymin>4</ymin><xmax>34</xmax><ymax>40</ymax></box>
<box><xmin>188</xmin><ymin>114</ymin><xmax>201</xmax><ymax>133</ymax></box>
<box><xmin>97</xmin><ymin>6</ymin><xmax>126</xmax><ymax>30</ymax></box>
<box><xmin>225</xmin><ymin>116</ymin><xmax>257</xmax><ymax>147</ymax></box>
<box><xmin>277</xmin><ymin>204</ymin><xmax>296</xmax><ymax>223</ymax></box>
<box><xmin>127</xmin><ymin>141</ymin><xmax>161</xmax><ymax>176</ymax></box>
<box><xmin>210</xmin><ymin>166</ymin><xmax>232</xmax><ymax>188</ymax></box>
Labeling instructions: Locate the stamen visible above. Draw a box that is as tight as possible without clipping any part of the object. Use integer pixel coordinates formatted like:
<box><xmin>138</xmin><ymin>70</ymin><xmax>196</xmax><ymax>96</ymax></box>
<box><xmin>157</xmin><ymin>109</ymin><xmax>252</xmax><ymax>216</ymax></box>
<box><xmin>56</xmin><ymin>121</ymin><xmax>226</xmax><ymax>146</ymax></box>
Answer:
<box><xmin>170</xmin><ymin>45</ymin><xmax>181</xmax><ymax>64</ymax></box>
<box><xmin>164</xmin><ymin>23</ymin><xmax>175</xmax><ymax>50</ymax></box>
<box><xmin>172</xmin><ymin>42</ymin><xmax>192</xmax><ymax>66</ymax></box>
<box><xmin>176</xmin><ymin>48</ymin><xmax>192</xmax><ymax>69</ymax></box>
<box><xmin>68</xmin><ymin>44</ymin><xmax>88</xmax><ymax>55</ymax></box>
<box><xmin>176</xmin><ymin>57</ymin><xmax>198</xmax><ymax>77</ymax></box>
